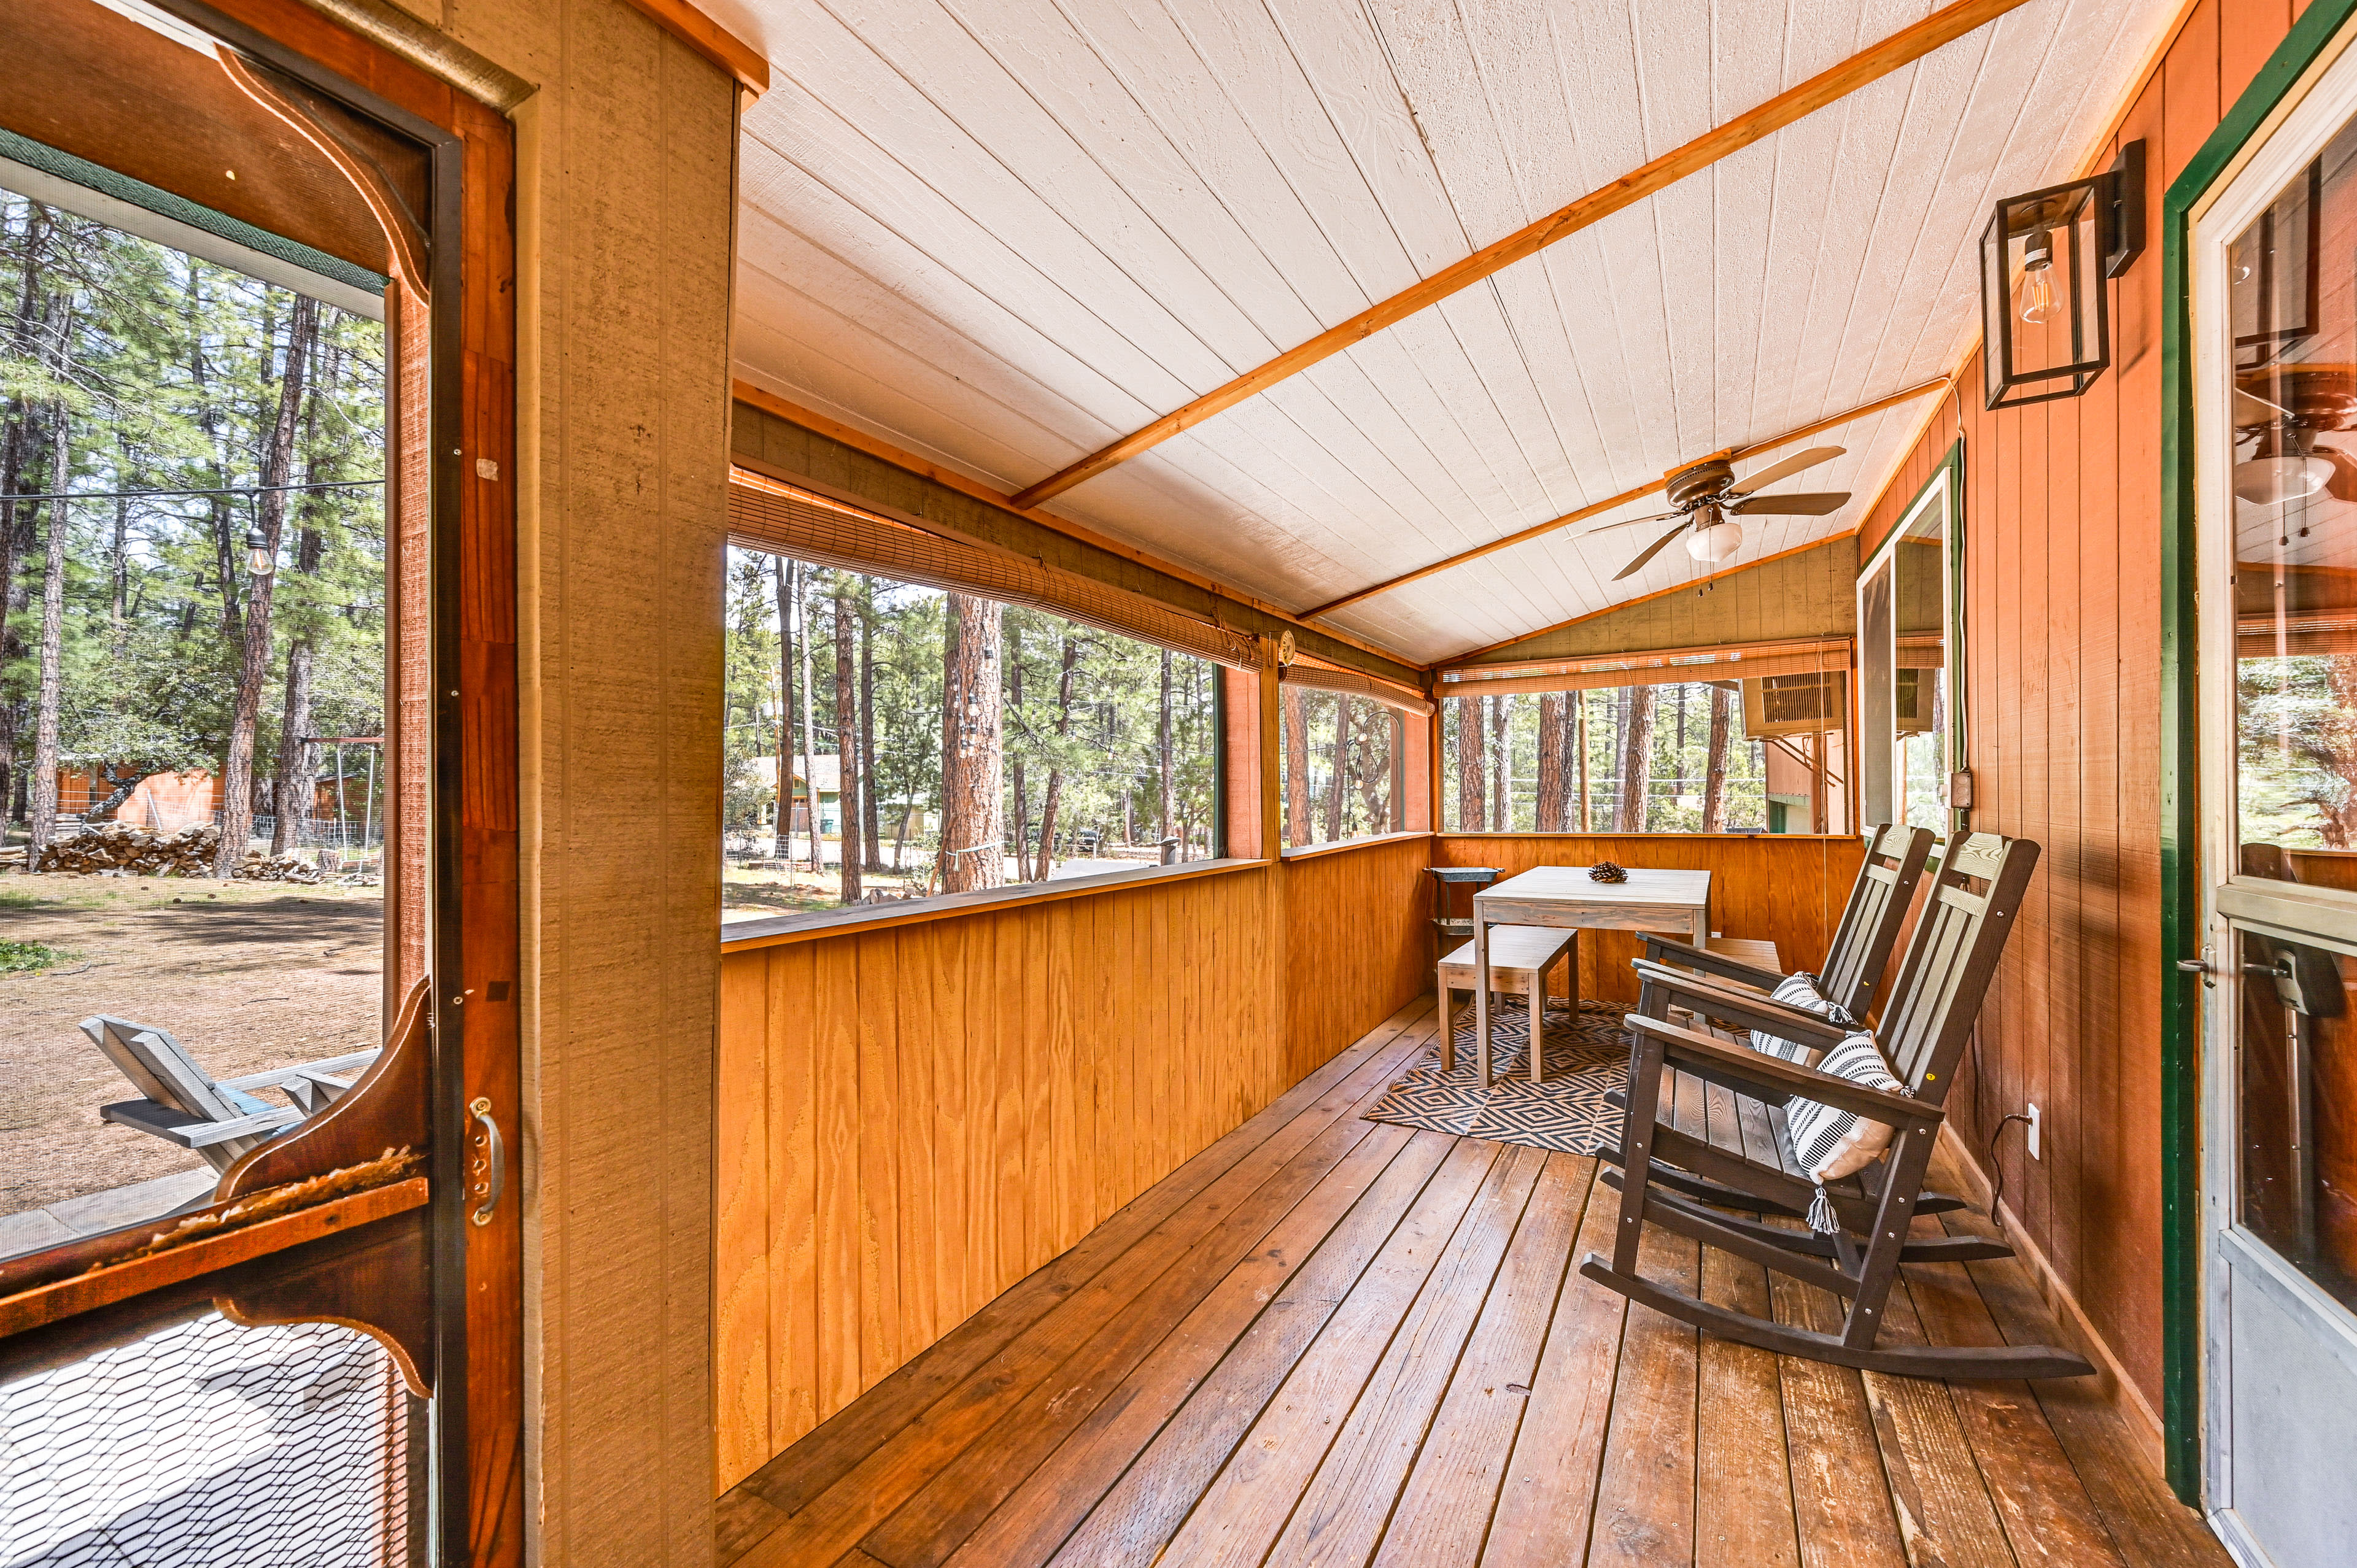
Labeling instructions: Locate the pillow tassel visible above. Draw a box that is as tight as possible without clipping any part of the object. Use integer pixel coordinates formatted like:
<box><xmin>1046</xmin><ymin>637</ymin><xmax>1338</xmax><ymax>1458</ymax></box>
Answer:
<box><xmin>1806</xmin><ymin>1183</ymin><xmax>1840</xmax><ymax>1236</ymax></box>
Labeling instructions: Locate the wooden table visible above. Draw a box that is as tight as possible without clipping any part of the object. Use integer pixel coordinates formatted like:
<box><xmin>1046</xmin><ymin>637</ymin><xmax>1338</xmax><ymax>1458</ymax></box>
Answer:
<box><xmin>1471</xmin><ymin>867</ymin><xmax>1712</xmax><ymax>1084</ymax></box>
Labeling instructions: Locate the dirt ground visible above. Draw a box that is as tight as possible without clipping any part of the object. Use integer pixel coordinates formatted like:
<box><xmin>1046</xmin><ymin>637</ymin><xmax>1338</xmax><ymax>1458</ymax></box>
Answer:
<box><xmin>0</xmin><ymin>868</ymin><xmax>383</xmax><ymax>1215</ymax></box>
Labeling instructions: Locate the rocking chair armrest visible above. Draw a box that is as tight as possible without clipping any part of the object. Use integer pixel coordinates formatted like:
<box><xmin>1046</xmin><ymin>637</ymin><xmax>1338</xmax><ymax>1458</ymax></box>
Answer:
<box><xmin>1625</xmin><ymin>1016</ymin><xmax>1941</xmax><ymax>1129</ymax></box>
<box><xmin>1628</xmin><ymin>964</ymin><xmax>1854</xmax><ymax>1048</ymax></box>
<box><xmin>1636</xmin><ymin>936</ymin><xmax>1784</xmax><ymax>992</ymax></box>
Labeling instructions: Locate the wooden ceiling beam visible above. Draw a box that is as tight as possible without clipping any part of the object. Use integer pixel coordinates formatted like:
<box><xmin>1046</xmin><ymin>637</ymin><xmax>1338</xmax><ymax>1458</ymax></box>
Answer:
<box><xmin>1299</xmin><ymin>376</ymin><xmax>1951</xmax><ymax>622</ymax></box>
<box><xmin>1006</xmin><ymin>0</ymin><xmax>2032</xmax><ymax>509</ymax></box>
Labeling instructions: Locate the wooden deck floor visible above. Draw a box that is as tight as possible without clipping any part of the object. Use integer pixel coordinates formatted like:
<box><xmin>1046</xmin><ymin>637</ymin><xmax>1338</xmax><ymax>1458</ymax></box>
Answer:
<box><xmin>718</xmin><ymin>997</ymin><xmax>2231</xmax><ymax>1568</ymax></box>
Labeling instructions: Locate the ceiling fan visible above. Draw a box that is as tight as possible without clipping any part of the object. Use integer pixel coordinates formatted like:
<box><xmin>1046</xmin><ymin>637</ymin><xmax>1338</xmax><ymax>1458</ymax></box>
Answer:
<box><xmin>1584</xmin><ymin>446</ymin><xmax>1852</xmax><ymax>581</ymax></box>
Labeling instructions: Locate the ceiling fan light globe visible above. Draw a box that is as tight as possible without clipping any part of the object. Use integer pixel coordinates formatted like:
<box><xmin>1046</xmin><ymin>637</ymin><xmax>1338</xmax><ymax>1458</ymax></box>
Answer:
<box><xmin>1685</xmin><ymin>519</ymin><xmax>1743</xmax><ymax>563</ymax></box>
<box><xmin>2234</xmin><ymin>454</ymin><xmax>2332</xmax><ymax>504</ymax></box>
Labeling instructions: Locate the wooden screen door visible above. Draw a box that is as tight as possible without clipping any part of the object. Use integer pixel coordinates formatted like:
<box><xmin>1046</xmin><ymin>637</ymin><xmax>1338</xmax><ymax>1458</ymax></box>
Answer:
<box><xmin>2191</xmin><ymin>31</ymin><xmax>2357</xmax><ymax>1568</ymax></box>
<box><xmin>0</xmin><ymin>1</ymin><xmax>521</xmax><ymax>1562</ymax></box>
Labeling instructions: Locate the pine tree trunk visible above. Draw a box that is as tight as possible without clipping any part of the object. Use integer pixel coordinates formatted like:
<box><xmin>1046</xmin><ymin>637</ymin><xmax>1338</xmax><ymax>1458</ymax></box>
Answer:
<box><xmin>271</xmin><ymin>638</ymin><xmax>316</xmax><ymax>854</ymax></box>
<box><xmin>797</xmin><ymin>565</ymin><xmax>819</xmax><ymax>871</ymax></box>
<box><xmin>1156</xmin><ymin>648</ymin><xmax>1174</xmax><ymax>844</ymax></box>
<box><xmin>1490</xmin><ymin>695</ymin><xmax>1511</xmax><ymax>830</ymax></box>
<box><xmin>215</xmin><ymin>296</ymin><xmax>315</xmax><ymax>876</ymax></box>
<box><xmin>0</xmin><ymin>206</ymin><xmax>47</xmax><ymax>821</ymax></box>
<box><xmin>269</xmin><ymin>385</ymin><xmax>328</xmax><ymax>857</ymax></box>
<box><xmin>834</xmin><ymin>580</ymin><xmax>862</xmax><ymax>904</ymax></box>
<box><xmin>1358</xmin><ymin>711</ymin><xmax>1389</xmax><ymax>833</ymax></box>
<box><xmin>860</xmin><ymin>600</ymin><xmax>880</xmax><ymax>873</ymax></box>
<box><xmin>1035</xmin><ymin>631</ymin><xmax>1077</xmax><ymax>882</ymax></box>
<box><xmin>1576</xmin><ymin>690</ymin><xmax>1590</xmax><ymax>831</ymax></box>
<box><xmin>787</xmin><ymin>556</ymin><xmax>806</xmax><ymax>858</ymax></box>
<box><xmin>940</xmin><ymin>592</ymin><xmax>1004</xmax><ymax>891</ymax></box>
<box><xmin>26</xmin><ymin>414</ymin><xmax>71</xmax><ymax>867</ymax></box>
<box><xmin>1009</xmin><ymin>635</ymin><xmax>1030</xmax><ymax>882</ymax></box>
<box><xmin>1534</xmin><ymin>692</ymin><xmax>1563</xmax><ymax>831</ymax></box>
<box><xmin>1616</xmin><ymin>684</ymin><xmax>1657</xmax><ymax>833</ymax></box>
<box><xmin>1324</xmin><ymin>695</ymin><xmax>1351</xmax><ymax>841</ymax></box>
<box><xmin>1455</xmin><ymin>696</ymin><xmax>1486</xmax><ymax>831</ymax></box>
<box><xmin>1282</xmin><ymin>683</ymin><xmax>1311</xmax><ymax>846</ymax></box>
<box><xmin>1701</xmin><ymin>686</ymin><xmax>1735</xmax><ymax>832</ymax></box>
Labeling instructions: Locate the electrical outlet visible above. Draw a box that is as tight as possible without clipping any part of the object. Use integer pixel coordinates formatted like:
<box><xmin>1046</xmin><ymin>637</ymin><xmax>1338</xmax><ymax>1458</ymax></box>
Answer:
<box><xmin>2027</xmin><ymin>1102</ymin><xmax>2042</xmax><ymax>1161</ymax></box>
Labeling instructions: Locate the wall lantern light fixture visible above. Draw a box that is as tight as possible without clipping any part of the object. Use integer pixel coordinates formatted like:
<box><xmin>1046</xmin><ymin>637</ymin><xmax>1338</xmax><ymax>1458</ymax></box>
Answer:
<box><xmin>1980</xmin><ymin>140</ymin><xmax>2146</xmax><ymax>409</ymax></box>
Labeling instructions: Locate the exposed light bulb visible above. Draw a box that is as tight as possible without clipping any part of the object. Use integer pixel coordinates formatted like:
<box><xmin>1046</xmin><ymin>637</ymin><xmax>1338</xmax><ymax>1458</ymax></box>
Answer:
<box><xmin>244</xmin><ymin>531</ymin><xmax>276</xmax><ymax>576</ymax></box>
<box><xmin>2232</xmin><ymin>454</ymin><xmax>2332</xmax><ymax>504</ymax></box>
<box><xmin>2018</xmin><ymin>230</ymin><xmax>2062</xmax><ymax>325</ymax></box>
<box><xmin>1685</xmin><ymin>518</ymin><xmax>1743</xmax><ymax>563</ymax></box>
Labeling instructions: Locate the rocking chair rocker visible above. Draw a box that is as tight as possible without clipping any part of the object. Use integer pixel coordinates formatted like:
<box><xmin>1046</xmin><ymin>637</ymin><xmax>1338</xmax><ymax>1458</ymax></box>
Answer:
<box><xmin>1580</xmin><ymin>831</ymin><xmax>2094</xmax><ymax>1380</ymax></box>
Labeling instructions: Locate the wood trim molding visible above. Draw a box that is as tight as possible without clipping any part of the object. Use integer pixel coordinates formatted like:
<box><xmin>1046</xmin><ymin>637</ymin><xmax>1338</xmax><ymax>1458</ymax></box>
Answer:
<box><xmin>288</xmin><ymin>0</ymin><xmax>534</xmax><ymax>109</ymax></box>
<box><xmin>732</xmin><ymin>380</ymin><xmax>1422</xmax><ymax>674</ymax></box>
<box><xmin>1442</xmin><ymin>635</ymin><xmax>1851</xmax><ymax>681</ymax></box>
<box><xmin>718</xmin><ymin>857</ymin><xmax>1270</xmax><ymax>952</ymax></box>
<box><xmin>1277</xmin><ymin>830</ymin><xmax>1435</xmax><ymax>863</ymax></box>
<box><xmin>1934</xmin><ymin>1123</ymin><xmax>2166</xmax><ymax>1472</ymax></box>
<box><xmin>622</xmin><ymin>0</ymin><xmax>767</xmax><ymax>95</ymax></box>
<box><xmin>0</xmin><ymin>1180</ymin><xmax>430</xmax><ymax>1340</ymax></box>
<box><xmin>1306</xmin><ymin>379</ymin><xmax>1948</xmax><ymax>625</ymax></box>
<box><xmin>1006</xmin><ymin>0</ymin><xmax>2029</xmax><ymax>508</ymax></box>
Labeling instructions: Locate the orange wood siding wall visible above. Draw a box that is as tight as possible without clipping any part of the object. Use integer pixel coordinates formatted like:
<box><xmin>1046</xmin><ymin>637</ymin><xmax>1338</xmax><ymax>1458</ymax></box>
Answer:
<box><xmin>1852</xmin><ymin>0</ymin><xmax>2305</xmax><ymax>1412</ymax></box>
<box><xmin>1282</xmin><ymin>835</ymin><xmax>1436</xmax><ymax>1083</ymax></box>
<box><xmin>1430</xmin><ymin>833</ymin><xmax>1864</xmax><ymax>1005</ymax></box>
<box><xmin>714</xmin><ymin>838</ymin><xmax>1432</xmax><ymax>1489</ymax></box>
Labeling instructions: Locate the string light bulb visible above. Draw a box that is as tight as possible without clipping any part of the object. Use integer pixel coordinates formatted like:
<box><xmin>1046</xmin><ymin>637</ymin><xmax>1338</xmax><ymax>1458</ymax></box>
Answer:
<box><xmin>244</xmin><ymin>531</ymin><xmax>276</xmax><ymax>576</ymax></box>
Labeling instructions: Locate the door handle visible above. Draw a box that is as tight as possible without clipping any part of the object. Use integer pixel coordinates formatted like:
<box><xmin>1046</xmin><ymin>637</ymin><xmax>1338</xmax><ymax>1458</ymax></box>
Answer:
<box><xmin>468</xmin><ymin>1096</ymin><xmax>505</xmax><ymax>1226</ymax></box>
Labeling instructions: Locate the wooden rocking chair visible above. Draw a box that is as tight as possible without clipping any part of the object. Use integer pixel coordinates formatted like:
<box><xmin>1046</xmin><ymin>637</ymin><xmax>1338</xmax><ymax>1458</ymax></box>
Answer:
<box><xmin>1637</xmin><ymin>822</ymin><xmax>1933</xmax><ymax>1018</ymax></box>
<box><xmin>1581</xmin><ymin>832</ymin><xmax>2094</xmax><ymax>1379</ymax></box>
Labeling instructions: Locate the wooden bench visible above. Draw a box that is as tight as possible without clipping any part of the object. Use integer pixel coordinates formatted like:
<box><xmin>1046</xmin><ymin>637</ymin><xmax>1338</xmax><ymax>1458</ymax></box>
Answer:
<box><xmin>1438</xmin><ymin>925</ymin><xmax>1577</xmax><ymax>1080</ymax></box>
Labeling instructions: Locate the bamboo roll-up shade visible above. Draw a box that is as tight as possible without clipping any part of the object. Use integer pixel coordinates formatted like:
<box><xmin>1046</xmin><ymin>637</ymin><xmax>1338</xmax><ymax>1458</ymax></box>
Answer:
<box><xmin>1279</xmin><ymin>661</ymin><xmax>1434</xmax><ymax>717</ymax></box>
<box><xmin>729</xmin><ymin>468</ymin><xmax>1264</xmax><ymax>670</ymax></box>
<box><xmin>1436</xmin><ymin>638</ymin><xmax>1851</xmax><ymax>698</ymax></box>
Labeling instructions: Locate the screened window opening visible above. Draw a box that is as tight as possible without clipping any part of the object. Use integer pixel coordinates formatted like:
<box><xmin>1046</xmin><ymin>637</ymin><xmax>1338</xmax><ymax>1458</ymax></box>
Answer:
<box><xmin>1439</xmin><ymin>678</ymin><xmax>1851</xmax><ymax>834</ymax></box>
<box><xmin>723</xmin><ymin>550</ymin><xmax>1221</xmax><ymax>919</ymax></box>
<box><xmin>1279</xmin><ymin>688</ymin><xmax>1401</xmax><ymax>849</ymax></box>
<box><xmin>1</xmin><ymin>190</ymin><xmax>390</xmax><ymax>1254</ymax></box>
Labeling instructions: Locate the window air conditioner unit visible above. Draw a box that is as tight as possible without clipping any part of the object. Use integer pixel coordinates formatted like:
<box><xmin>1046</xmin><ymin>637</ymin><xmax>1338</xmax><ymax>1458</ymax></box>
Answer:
<box><xmin>1743</xmin><ymin>671</ymin><xmax>1847</xmax><ymax>739</ymax></box>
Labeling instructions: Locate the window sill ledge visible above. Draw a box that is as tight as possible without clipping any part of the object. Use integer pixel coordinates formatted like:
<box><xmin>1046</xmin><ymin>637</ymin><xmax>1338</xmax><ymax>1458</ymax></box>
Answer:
<box><xmin>720</xmin><ymin>857</ymin><xmax>1269</xmax><ymax>951</ymax></box>
<box><xmin>1279</xmin><ymin>831</ymin><xmax>1434</xmax><ymax>862</ymax></box>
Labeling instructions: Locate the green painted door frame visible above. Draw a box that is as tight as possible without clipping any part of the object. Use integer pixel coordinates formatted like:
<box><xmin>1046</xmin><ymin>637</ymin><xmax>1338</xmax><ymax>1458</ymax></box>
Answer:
<box><xmin>2159</xmin><ymin>0</ymin><xmax>2357</xmax><ymax>1504</ymax></box>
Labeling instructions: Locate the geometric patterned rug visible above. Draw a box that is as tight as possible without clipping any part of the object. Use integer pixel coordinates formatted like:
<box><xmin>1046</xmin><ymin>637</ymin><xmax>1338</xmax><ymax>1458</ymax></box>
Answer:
<box><xmin>1363</xmin><ymin>1000</ymin><xmax>1632</xmax><ymax>1156</ymax></box>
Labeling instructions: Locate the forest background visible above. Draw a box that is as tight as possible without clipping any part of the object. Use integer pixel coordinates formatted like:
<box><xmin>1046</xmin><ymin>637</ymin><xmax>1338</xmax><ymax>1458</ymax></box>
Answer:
<box><xmin>0</xmin><ymin>196</ymin><xmax>386</xmax><ymax>875</ymax></box>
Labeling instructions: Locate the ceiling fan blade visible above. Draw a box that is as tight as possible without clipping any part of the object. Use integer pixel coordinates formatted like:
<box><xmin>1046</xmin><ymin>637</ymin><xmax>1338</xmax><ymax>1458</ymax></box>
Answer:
<box><xmin>1613</xmin><ymin>520</ymin><xmax>1693</xmax><ymax>581</ymax></box>
<box><xmin>1725</xmin><ymin>445</ymin><xmax>1846</xmax><ymax>497</ymax></box>
<box><xmin>1727</xmin><ymin>490</ymin><xmax>1851</xmax><ymax>516</ymax></box>
<box><xmin>1581</xmin><ymin>509</ymin><xmax>1682</xmax><ymax>536</ymax></box>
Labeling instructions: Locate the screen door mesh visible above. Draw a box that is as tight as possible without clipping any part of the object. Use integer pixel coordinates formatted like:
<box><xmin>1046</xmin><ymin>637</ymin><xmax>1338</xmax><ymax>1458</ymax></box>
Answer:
<box><xmin>2</xmin><ymin>1313</ymin><xmax>413</xmax><ymax>1567</ymax></box>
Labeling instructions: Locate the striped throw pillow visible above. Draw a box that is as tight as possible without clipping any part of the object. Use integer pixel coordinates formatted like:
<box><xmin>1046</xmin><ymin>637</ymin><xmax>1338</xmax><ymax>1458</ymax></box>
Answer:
<box><xmin>1749</xmin><ymin>973</ymin><xmax>1852</xmax><ymax>1066</ymax></box>
<box><xmin>1784</xmin><ymin>1032</ymin><xmax>1905</xmax><ymax>1183</ymax></box>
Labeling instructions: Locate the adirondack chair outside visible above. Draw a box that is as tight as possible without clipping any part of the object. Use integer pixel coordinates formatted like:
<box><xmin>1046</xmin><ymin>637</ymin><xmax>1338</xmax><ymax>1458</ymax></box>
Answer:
<box><xmin>1636</xmin><ymin>822</ymin><xmax>1933</xmax><ymax>1018</ymax></box>
<box><xmin>81</xmin><ymin>1014</ymin><xmax>379</xmax><ymax>1175</ymax></box>
<box><xmin>1581</xmin><ymin>831</ymin><xmax>2094</xmax><ymax>1380</ymax></box>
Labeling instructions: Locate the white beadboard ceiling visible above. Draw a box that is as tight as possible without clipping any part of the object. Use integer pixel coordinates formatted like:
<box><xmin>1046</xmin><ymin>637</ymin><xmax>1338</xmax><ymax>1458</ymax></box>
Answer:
<box><xmin>728</xmin><ymin>0</ymin><xmax>2176</xmax><ymax>665</ymax></box>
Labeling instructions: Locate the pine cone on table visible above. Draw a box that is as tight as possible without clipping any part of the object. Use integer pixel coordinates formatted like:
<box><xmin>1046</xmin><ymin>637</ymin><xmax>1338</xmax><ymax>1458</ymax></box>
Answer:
<box><xmin>1588</xmin><ymin>861</ymin><xmax>1628</xmax><ymax>884</ymax></box>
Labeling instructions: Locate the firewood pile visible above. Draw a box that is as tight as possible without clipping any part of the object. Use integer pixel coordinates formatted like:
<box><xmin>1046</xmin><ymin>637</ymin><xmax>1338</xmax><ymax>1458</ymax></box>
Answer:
<box><xmin>33</xmin><ymin>823</ymin><xmax>329</xmax><ymax>884</ymax></box>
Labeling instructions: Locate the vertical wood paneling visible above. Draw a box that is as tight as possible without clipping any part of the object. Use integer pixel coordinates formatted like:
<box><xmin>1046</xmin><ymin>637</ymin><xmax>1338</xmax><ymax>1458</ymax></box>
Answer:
<box><xmin>1281</xmin><ymin>836</ymin><xmax>1437</xmax><ymax>1083</ymax></box>
<box><xmin>717</xmin><ymin>860</ymin><xmax>1329</xmax><ymax>1488</ymax></box>
<box><xmin>1843</xmin><ymin>0</ymin><xmax>2302</xmax><ymax>1415</ymax></box>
